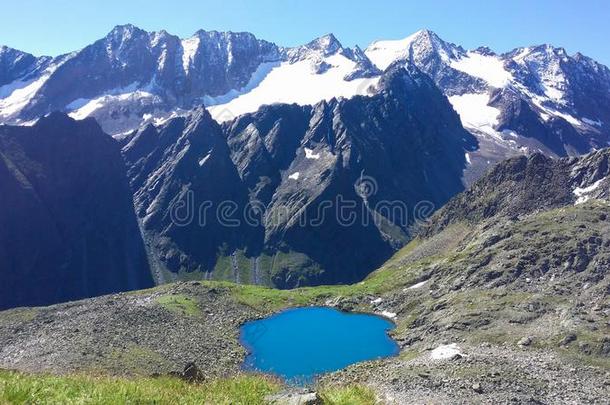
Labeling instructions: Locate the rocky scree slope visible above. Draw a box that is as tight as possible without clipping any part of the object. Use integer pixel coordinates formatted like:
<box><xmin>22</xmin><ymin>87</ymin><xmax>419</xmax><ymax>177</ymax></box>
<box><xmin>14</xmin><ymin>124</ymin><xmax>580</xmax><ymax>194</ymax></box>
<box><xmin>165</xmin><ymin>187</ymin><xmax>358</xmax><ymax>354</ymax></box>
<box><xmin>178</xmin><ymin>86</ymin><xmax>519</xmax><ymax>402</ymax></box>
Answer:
<box><xmin>322</xmin><ymin>149</ymin><xmax>610</xmax><ymax>403</ymax></box>
<box><xmin>423</xmin><ymin>148</ymin><xmax>610</xmax><ymax>235</ymax></box>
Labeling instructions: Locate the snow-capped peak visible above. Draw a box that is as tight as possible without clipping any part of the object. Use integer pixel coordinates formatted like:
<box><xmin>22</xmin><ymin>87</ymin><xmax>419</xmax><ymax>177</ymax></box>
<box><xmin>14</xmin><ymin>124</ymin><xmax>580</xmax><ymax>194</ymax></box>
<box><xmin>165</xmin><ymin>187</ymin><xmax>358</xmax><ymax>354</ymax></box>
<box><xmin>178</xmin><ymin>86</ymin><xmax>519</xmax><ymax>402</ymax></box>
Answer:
<box><xmin>1</xmin><ymin>25</ymin><xmax>609</xmax><ymax>158</ymax></box>
<box><xmin>307</xmin><ymin>33</ymin><xmax>343</xmax><ymax>55</ymax></box>
<box><xmin>285</xmin><ymin>33</ymin><xmax>344</xmax><ymax>62</ymax></box>
<box><xmin>107</xmin><ymin>24</ymin><xmax>142</xmax><ymax>42</ymax></box>
<box><xmin>365</xmin><ymin>29</ymin><xmax>462</xmax><ymax>71</ymax></box>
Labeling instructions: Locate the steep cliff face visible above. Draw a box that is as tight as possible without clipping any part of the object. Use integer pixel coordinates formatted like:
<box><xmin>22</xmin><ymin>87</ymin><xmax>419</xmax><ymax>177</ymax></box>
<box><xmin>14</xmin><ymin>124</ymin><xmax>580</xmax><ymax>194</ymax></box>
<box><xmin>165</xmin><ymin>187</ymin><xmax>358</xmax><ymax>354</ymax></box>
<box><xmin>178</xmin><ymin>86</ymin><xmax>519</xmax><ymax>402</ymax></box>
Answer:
<box><xmin>0</xmin><ymin>113</ymin><xmax>153</xmax><ymax>309</ymax></box>
<box><xmin>123</xmin><ymin>66</ymin><xmax>476</xmax><ymax>287</ymax></box>
<box><xmin>122</xmin><ymin>107</ymin><xmax>253</xmax><ymax>282</ymax></box>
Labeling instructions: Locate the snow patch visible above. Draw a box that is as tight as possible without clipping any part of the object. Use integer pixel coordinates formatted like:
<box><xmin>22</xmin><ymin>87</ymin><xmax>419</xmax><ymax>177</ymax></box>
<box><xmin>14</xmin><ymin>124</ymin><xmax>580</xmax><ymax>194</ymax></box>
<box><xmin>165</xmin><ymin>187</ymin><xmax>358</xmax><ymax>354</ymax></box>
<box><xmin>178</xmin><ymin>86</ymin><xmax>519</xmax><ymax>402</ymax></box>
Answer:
<box><xmin>0</xmin><ymin>59</ymin><xmax>67</xmax><ymax>120</ymax></box>
<box><xmin>541</xmin><ymin>107</ymin><xmax>581</xmax><ymax>126</ymax></box>
<box><xmin>288</xmin><ymin>172</ymin><xmax>300</xmax><ymax>180</ymax></box>
<box><xmin>542</xmin><ymin>84</ymin><xmax>564</xmax><ymax>102</ymax></box>
<box><xmin>304</xmin><ymin>147</ymin><xmax>320</xmax><ymax>160</ymax></box>
<box><xmin>365</xmin><ymin>31</ymin><xmax>421</xmax><ymax>70</ymax></box>
<box><xmin>573</xmin><ymin>178</ymin><xmax>605</xmax><ymax>205</ymax></box>
<box><xmin>370</xmin><ymin>297</ymin><xmax>383</xmax><ymax>304</ymax></box>
<box><xmin>65</xmin><ymin>98</ymin><xmax>91</xmax><ymax>111</ymax></box>
<box><xmin>406</xmin><ymin>280</ymin><xmax>429</xmax><ymax>290</ymax></box>
<box><xmin>207</xmin><ymin>53</ymin><xmax>379</xmax><ymax>123</ymax></box>
<box><xmin>204</xmin><ymin>61</ymin><xmax>280</xmax><ymax>107</ymax></box>
<box><xmin>198</xmin><ymin>152</ymin><xmax>212</xmax><ymax>167</ymax></box>
<box><xmin>67</xmin><ymin>82</ymin><xmax>154</xmax><ymax>120</ymax></box>
<box><xmin>448</xmin><ymin>93</ymin><xmax>502</xmax><ymax>139</ymax></box>
<box><xmin>465</xmin><ymin>153</ymin><xmax>471</xmax><ymax>165</ymax></box>
<box><xmin>583</xmin><ymin>117</ymin><xmax>603</xmax><ymax>127</ymax></box>
<box><xmin>181</xmin><ymin>36</ymin><xmax>201</xmax><ymax>74</ymax></box>
<box><xmin>512</xmin><ymin>83</ymin><xmax>578</xmax><ymax>125</ymax></box>
<box><xmin>450</xmin><ymin>52</ymin><xmax>513</xmax><ymax>88</ymax></box>
<box><xmin>430</xmin><ymin>343</ymin><xmax>464</xmax><ymax>360</ymax></box>
<box><xmin>379</xmin><ymin>310</ymin><xmax>397</xmax><ymax>319</ymax></box>
<box><xmin>512</xmin><ymin>47</ymin><xmax>532</xmax><ymax>63</ymax></box>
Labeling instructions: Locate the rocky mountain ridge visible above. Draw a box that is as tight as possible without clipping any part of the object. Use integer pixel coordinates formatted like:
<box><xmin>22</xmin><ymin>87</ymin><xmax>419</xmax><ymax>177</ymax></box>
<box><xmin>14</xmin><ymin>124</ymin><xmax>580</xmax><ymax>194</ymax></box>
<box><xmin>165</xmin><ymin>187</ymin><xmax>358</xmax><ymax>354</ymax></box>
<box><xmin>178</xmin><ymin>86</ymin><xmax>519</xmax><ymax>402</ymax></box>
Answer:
<box><xmin>122</xmin><ymin>66</ymin><xmax>476</xmax><ymax>288</ymax></box>
<box><xmin>1</xmin><ymin>26</ymin><xmax>609</xmax><ymax>164</ymax></box>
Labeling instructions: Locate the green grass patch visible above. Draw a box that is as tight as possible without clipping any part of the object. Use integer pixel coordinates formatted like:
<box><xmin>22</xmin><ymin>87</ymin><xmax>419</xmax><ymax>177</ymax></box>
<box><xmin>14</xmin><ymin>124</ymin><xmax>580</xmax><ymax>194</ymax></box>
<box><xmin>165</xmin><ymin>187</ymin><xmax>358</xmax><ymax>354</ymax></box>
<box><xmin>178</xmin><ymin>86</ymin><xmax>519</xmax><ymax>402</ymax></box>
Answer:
<box><xmin>155</xmin><ymin>294</ymin><xmax>201</xmax><ymax>317</ymax></box>
<box><xmin>398</xmin><ymin>349</ymin><xmax>420</xmax><ymax>362</ymax></box>
<box><xmin>0</xmin><ymin>370</ymin><xmax>280</xmax><ymax>405</ymax></box>
<box><xmin>319</xmin><ymin>384</ymin><xmax>377</xmax><ymax>405</ymax></box>
<box><xmin>201</xmin><ymin>238</ymin><xmax>431</xmax><ymax>313</ymax></box>
<box><xmin>98</xmin><ymin>345</ymin><xmax>172</xmax><ymax>375</ymax></box>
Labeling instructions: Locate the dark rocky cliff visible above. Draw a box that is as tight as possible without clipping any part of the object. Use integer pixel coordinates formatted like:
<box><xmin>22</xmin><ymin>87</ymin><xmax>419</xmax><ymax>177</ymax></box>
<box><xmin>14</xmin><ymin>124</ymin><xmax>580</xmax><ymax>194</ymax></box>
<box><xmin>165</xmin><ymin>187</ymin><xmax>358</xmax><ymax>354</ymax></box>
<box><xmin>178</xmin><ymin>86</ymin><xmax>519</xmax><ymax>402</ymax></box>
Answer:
<box><xmin>0</xmin><ymin>113</ymin><xmax>153</xmax><ymax>309</ymax></box>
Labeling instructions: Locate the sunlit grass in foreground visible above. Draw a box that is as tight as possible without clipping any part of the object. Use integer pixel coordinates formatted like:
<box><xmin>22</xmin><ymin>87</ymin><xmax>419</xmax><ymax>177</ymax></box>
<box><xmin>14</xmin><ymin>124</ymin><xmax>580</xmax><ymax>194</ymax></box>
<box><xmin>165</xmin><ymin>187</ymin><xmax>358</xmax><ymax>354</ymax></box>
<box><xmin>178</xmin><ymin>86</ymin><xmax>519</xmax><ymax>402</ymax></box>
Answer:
<box><xmin>0</xmin><ymin>370</ymin><xmax>377</xmax><ymax>404</ymax></box>
<box><xmin>0</xmin><ymin>371</ymin><xmax>279</xmax><ymax>405</ymax></box>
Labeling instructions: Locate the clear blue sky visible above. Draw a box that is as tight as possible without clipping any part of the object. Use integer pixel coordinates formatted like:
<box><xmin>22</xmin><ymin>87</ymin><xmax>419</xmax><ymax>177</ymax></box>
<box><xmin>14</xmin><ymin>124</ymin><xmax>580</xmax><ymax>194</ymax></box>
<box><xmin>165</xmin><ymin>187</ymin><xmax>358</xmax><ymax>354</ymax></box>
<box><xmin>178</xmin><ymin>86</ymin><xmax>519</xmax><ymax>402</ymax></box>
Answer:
<box><xmin>2</xmin><ymin>0</ymin><xmax>609</xmax><ymax>66</ymax></box>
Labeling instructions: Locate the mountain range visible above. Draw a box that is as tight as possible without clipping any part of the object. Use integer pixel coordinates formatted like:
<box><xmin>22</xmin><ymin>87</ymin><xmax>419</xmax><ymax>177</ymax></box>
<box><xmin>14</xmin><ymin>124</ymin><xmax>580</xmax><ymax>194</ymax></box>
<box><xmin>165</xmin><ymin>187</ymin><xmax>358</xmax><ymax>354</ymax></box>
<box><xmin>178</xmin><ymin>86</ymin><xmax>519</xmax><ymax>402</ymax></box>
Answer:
<box><xmin>2</xmin><ymin>25</ymin><xmax>608</xmax><ymax>160</ymax></box>
<box><xmin>1</xmin><ymin>25</ymin><xmax>610</xmax><ymax>306</ymax></box>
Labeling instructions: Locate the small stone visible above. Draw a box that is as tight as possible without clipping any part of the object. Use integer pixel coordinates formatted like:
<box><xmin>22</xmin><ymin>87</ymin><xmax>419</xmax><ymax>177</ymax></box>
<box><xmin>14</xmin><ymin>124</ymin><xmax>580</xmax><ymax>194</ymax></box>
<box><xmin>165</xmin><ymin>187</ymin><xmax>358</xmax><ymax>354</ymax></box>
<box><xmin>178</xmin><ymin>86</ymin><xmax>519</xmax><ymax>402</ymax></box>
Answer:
<box><xmin>560</xmin><ymin>333</ymin><xmax>577</xmax><ymax>346</ymax></box>
<box><xmin>181</xmin><ymin>362</ymin><xmax>204</xmax><ymax>382</ymax></box>
<box><xmin>266</xmin><ymin>391</ymin><xmax>321</xmax><ymax>405</ymax></box>
<box><xmin>600</xmin><ymin>337</ymin><xmax>610</xmax><ymax>356</ymax></box>
<box><xmin>578</xmin><ymin>342</ymin><xmax>592</xmax><ymax>355</ymax></box>
<box><xmin>517</xmin><ymin>336</ymin><xmax>532</xmax><ymax>346</ymax></box>
<box><xmin>472</xmin><ymin>383</ymin><xmax>483</xmax><ymax>393</ymax></box>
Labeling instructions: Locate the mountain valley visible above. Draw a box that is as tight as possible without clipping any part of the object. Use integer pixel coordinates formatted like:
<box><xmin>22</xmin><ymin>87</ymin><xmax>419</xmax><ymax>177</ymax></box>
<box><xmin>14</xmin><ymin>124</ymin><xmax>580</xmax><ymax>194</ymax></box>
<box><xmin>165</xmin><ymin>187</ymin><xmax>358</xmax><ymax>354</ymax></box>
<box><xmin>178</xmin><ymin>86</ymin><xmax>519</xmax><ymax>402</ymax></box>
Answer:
<box><xmin>1</xmin><ymin>21</ymin><xmax>610</xmax><ymax>404</ymax></box>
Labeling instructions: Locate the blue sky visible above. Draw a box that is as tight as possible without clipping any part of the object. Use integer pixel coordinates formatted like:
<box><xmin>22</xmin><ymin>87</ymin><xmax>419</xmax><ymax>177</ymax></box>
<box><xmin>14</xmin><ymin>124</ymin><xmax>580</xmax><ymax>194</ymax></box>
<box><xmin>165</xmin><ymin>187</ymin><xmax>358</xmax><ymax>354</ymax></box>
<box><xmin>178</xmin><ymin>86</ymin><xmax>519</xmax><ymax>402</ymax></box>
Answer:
<box><xmin>2</xmin><ymin>0</ymin><xmax>609</xmax><ymax>65</ymax></box>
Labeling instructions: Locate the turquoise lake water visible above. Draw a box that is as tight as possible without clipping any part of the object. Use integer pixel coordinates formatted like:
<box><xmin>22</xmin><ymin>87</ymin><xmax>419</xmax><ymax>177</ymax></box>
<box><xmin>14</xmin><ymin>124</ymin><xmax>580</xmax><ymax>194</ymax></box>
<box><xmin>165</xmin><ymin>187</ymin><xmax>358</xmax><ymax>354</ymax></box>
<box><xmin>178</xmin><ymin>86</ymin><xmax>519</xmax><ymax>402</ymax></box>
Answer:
<box><xmin>240</xmin><ymin>306</ymin><xmax>399</xmax><ymax>384</ymax></box>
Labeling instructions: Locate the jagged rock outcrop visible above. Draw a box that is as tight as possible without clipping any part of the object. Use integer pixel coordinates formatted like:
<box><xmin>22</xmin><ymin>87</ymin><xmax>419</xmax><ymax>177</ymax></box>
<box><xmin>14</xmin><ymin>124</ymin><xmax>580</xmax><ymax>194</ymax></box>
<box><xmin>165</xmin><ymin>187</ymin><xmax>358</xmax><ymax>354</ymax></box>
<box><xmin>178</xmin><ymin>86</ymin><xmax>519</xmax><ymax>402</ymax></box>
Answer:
<box><xmin>123</xmin><ymin>66</ymin><xmax>476</xmax><ymax>287</ymax></box>
<box><xmin>122</xmin><ymin>107</ymin><xmax>252</xmax><ymax>282</ymax></box>
<box><xmin>422</xmin><ymin>148</ymin><xmax>610</xmax><ymax>236</ymax></box>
